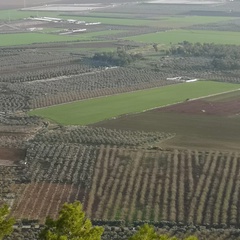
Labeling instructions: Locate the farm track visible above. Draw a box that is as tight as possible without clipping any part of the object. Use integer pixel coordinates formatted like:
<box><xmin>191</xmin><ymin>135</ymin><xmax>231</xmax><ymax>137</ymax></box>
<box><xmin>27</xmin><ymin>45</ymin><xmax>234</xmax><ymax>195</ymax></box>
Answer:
<box><xmin>25</xmin><ymin>67</ymin><xmax>115</xmax><ymax>84</ymax></box>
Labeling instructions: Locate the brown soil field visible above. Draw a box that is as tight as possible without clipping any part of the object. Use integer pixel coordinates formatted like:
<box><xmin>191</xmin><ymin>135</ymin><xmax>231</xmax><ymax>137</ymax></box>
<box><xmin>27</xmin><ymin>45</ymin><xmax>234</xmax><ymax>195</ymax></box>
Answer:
<box><xmin>156</xmin><ymin>99</ymin><xmax>240</xmax><ymax>116</ymax></box>
<box><xmin>12</xmin><ymin>183</ymin><xmax>85</xmax><ymax>222</ymax></box>
<box><xmin>0</xmin><ymin>147</ymin><xmax>25</xmax><ymax>164</ymax></box>
<box><xmin>205</xmin><ymin>90</ymin><xmax>240</xmax><ymax>102</ymax></box>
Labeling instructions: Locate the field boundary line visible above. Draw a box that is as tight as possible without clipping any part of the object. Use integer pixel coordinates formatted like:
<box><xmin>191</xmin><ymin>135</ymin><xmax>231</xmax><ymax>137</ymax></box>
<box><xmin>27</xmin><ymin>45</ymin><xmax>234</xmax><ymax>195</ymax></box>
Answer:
<box><xmin>123</xmin><ymin>87</ymin><xmax>240</xmax><ymax>116</ymax></box>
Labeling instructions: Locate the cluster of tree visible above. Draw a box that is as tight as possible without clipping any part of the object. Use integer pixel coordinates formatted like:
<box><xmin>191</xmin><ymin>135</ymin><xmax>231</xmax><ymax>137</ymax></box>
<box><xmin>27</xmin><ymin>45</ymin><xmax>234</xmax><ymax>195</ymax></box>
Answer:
<box><xmin>92</xmin><ymin>49</ymin><xmax>143</xmax><ymax>66</ymax></box>
<box><xmin>0</xmin><ymin>202</ymin><xmax>198</xmax><ymax>240</ymax></box>
<box><xmin>167</xmin><ymin>41</ymin><xmax>240</xmax><ymax>70</ymax></box>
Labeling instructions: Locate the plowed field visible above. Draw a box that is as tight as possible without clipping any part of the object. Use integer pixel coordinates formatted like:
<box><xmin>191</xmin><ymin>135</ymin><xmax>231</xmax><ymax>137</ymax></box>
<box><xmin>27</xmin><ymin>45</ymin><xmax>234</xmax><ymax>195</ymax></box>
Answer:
<box><xmin>156</xmin><ymin>98</ymin><xmax>240</xmax><ymax>116</ymax></box>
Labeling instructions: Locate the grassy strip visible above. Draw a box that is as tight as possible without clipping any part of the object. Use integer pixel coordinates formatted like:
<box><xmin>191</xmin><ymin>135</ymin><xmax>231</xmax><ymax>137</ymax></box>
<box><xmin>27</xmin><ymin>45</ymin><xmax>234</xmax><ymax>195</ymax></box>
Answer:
<box><xmin>29</xmin><ymin>81</ymin><xmax>240</xmax><ymax>125</ymax></box>
<box><xmin>126</xmin><ymin>29</ymin><xmax>240</xmax><ymax>45</ymax></box>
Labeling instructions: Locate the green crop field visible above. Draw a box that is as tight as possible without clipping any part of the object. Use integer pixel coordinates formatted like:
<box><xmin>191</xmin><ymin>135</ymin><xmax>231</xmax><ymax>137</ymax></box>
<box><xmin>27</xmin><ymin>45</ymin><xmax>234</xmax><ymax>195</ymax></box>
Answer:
<box><xmin>58</xmin><ymin>15</ymin><xmax>236</xmax><ymax>27</ymax></box>
<box><xmin>1</xmin><ymin>9</ymin><xmax>231</xmax><ymax>27</ymax></box>
<box><xmin>126</xmin><ymin>29</ymin><xmax>240</xmax><ymax>45</ymax></box>
<box><xmin>29</xmin><ymin>81</ymin><xmax>240</xmax><ymax>125</ymax></box>
<box><xmin>0</xmin><ymin>30</ymin><xmax>122</xmax><ymax>46</ymax></box>
<box><xmin>151</xmin><ymin>16</ymin><xmax>237</xmax><ymax>28</ymax></box>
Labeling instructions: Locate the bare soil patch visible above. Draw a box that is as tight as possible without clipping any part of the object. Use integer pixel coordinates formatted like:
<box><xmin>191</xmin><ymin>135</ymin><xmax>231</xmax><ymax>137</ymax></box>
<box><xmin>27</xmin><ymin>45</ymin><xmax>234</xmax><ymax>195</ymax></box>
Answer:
<box><xmin>93</xmin><ymin>110</ymin><xmax>240</xmax><ymax>151</ymax></box>
<box><xmin>0</xmin><ymin>148</ymin><xmax>25</xmax><ymax>161</ymax></box>
<box><xmin>156</xmin><ymin>99</ymin><xmax>240</xmax><ymax>116</ymax></box>
<box><xmin>0</xmin><ymin>148</ymin><xmax>26</xmax><ymax>166</ymax></box>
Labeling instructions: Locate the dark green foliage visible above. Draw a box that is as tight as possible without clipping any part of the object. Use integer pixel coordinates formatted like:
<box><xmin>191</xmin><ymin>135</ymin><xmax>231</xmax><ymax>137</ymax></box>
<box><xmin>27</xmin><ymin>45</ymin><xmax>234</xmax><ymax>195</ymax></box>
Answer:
<box><xmin>129</xmin><ymin>224</ymin><xmax>162</xmax><ymax>240</ymax></box>
<box><xmin>129</xmin><ymin>224</ymin><xmax>198</xmax><ymax>240</ymax></box>
<box><xmin>39</xmin><ymin>201</ymin><xmax>103</xmax><ymax>240</ymax></box>
<box><xmin>92</xmin><ymin>49</ymin><xmax>143</xmax><ymax>66</ymax></box>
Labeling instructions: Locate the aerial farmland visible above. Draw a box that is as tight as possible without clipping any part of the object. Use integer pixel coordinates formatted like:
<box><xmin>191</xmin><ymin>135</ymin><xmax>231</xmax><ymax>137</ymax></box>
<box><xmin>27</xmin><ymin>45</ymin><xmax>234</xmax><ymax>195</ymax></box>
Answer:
<box><xmin>1</xmin><ymin>0</ymin><xmax>240</xmax><ymax>239</ymax></box>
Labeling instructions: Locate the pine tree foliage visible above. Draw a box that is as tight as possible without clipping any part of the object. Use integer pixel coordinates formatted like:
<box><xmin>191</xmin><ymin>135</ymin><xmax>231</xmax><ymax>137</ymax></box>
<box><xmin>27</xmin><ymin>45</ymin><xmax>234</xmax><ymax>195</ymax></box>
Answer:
<box><xmin>39</xmin><ymin>201</ymin><xmax>104</xmax><ymax>240</ymax></box>
<box><xmin>0</xmin><ymin>204</ymin><xmax>15</xmax><ymax>240</ymax></box>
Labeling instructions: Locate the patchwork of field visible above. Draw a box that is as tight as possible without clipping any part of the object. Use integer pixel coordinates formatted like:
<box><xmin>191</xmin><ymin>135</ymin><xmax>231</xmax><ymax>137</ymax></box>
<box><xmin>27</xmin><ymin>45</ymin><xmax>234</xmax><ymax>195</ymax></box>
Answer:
<box><xmin>0</xmin><ymin>7</ymin><xmax>238</xmax><ymax>48</ymax></box>
<box><xmin>2</xmin><ymin>1</ymin><xmax>240</xmax><ymax>237</ymax></box>
<box><xmin>29</xmin><ymin>81</ymin><xmax>240</xmax><ymax>125</ymax></box>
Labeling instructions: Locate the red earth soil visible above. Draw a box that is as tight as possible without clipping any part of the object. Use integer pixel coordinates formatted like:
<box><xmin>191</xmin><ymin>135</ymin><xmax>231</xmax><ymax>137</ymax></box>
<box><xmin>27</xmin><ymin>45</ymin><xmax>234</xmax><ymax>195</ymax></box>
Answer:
<box><xmin>156</xmin><ymin>99</ymin><xmax>240</xmax><ymax>116</ymax></box>
<box><xmin>12</xmin><ymin>183</ymin><xmax>85</xmax><ymax>222</ymax></box>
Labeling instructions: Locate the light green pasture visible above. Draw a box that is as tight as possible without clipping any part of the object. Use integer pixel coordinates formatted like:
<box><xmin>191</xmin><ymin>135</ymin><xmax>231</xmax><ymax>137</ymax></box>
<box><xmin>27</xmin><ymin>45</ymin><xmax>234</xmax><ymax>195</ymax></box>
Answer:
<box><xmin>29</xmin><ymin>81</ymin><xmax>240</xmax><ymax>125</ymax></box>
